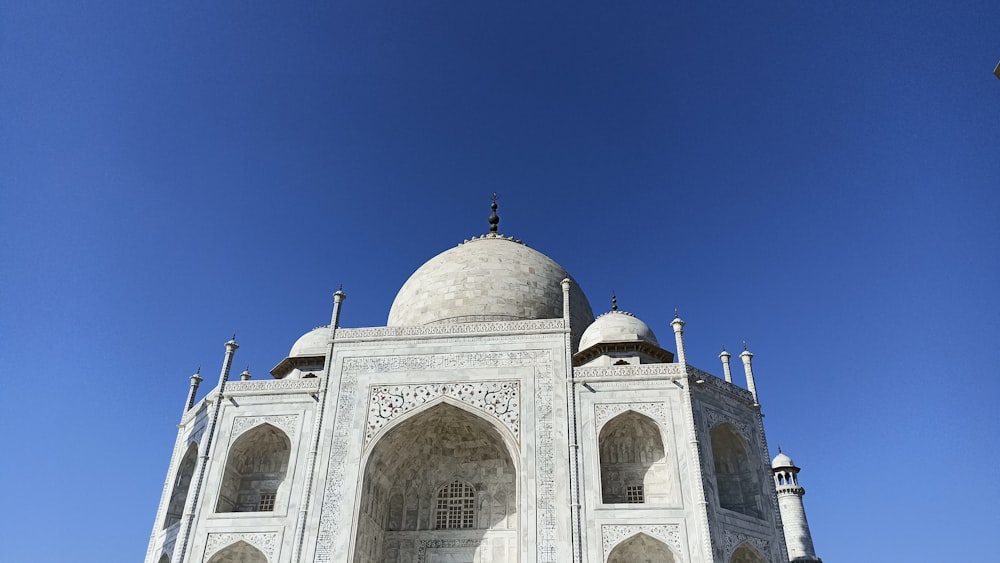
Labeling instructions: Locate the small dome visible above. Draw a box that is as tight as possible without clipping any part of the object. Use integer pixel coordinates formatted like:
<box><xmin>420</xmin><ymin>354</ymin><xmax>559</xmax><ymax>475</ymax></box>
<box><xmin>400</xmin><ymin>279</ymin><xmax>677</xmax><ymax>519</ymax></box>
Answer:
<box><xmin>772</xmin><ymin>452</ymin><xmax>796</xmax><ymax>469</ymax></box>
<box><xmin>289</xmin><ymin>326</ymin><xmax>328</xmax><ymax>357</ymax></box>
<box><xmin>578</xmin><ymin>310</ymin><xmax>659</xmax><ymax>352</ymax></box>
<box><xmin>388</xmin><ymin>235</ymin><xmax>594</xmax><ymax>342</ymax></box>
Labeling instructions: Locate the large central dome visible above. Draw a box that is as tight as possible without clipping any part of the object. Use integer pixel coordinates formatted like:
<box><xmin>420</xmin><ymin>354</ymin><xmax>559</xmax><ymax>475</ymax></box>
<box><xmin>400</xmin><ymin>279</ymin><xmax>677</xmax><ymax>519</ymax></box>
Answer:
<box><xmin>387</xmin><ymin>234</ymin><xmax>594</xmax><ymax>342</ymax></box>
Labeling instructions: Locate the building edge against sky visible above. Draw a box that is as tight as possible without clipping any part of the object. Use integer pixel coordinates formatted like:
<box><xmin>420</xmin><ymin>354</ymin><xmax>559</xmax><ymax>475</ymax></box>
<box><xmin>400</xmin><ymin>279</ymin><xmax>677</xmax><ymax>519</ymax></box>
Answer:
<box><xmin>145</xmin><ymin>201</ymin><xmax>823</xmax><ymax>563</ymax></box>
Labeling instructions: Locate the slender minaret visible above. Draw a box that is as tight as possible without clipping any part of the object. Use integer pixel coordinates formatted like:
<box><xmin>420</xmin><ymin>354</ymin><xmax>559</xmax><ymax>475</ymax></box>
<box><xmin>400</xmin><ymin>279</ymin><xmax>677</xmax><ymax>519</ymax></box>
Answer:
<box><xmin>772</xmin><ymin>450</ymin><xmax>822</xmax><ymax>561</ymax></box>
<box><xmin>671</xmin><ymin>309</ymin><xmax>686</xmax><ymax>364</ymax></box>
<box><xmin>183</xmin><ymin>368</ymin><xmax>203</xmax><ymax>415</ymax></box>
<box><xmin>739</xmin><ymin>341</ymin><xmax>759</xmax><ymax>405</ymax></box>
<box><xmin>719</xmin><ymin>345</ymin><xmax>733</xmax><ymax>383</ymax></box>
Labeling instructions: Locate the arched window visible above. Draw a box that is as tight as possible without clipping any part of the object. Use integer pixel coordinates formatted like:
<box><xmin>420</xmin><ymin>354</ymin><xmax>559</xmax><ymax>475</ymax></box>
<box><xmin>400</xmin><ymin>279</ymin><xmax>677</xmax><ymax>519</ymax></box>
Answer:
<box><xmin>163</xmin><ymin>442</ymin><xmax>198</xmax><ymax>528</ymax></box>
<box><xmin>731</xmin><ymin>543</ymin><xmax>768</xmax><ymax>563</ymax></box>
<box><xmin>435</xmin><ymin>480</ymin><xmax>475</xmax><ymax>529</ymax></box>
<box><xmin>206</xmin><ymin>540</ymin><xmax>267</xmax><ymax>563</ymax></box>
<box><xmin>215</xmin><ymin>424</ymin><xmax>291</xmax><ymax>513</ymax></box>
<box><xmin>607</xmin><ymin>532</ymin><xmax>676</xmax><ymax>563</ymax></box>
<box><xmin>710</xmin><ymin>424</ymin><xmax>762</xmax><ymax>518</ymax></box>
<box><xmin>599</xmin><ymin>411</ymin><xmax>668</xmax><ymax>504</ymax></box>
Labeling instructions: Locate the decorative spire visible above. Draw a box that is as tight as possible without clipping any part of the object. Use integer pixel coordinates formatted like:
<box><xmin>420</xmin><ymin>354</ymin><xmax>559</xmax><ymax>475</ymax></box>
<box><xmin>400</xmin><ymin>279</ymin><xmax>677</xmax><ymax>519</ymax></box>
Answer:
<box><xmin>674</xmin><ymin>308</ymin><xmax>679</xmax><ymax>319</ymax></box>
<box><xmin>743</xmin><ymin>340</ymin><xmax>748</xmax><ymax>351</ymax></box>
<box><xmin>611</xmin><ymin>292</ymin><xmax>618</xmax><ymax>311</ymax></box>
<box><xmin>488</xmin><ymin>192</ymin><xmax>499</xmax><ymax>233</ymax></box>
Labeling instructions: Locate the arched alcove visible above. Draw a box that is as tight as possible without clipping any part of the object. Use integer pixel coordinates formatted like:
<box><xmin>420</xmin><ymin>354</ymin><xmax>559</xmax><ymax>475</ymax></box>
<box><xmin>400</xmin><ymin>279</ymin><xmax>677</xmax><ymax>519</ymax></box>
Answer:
<box><xmin>607</xmin><ymin>532</ymin><xmax>676</xmax><ymax>563</ymax></box>
<box><xmin>163</xmin><ymin>442</ymin><xmax>198</xmax><ymax>528</ymax></box>
<box><xmin>207</xmin><ymin>540</ymin><xmax>268</xmax><ymax>563</ymax></box>
<box><xmin>157</xmin><ymin>554</ymin><xmax>169</xmax><ymax>563</ymax></box>
<box><xmin>731</xmin><ymin>543</ymin><xmax>768</xmax><ymax>563</ymax></box>
<box><xmin>355</xmin><ymin>402</ymin><xmax>517</xmax><ymax>563</ymax></box>
<box><xmin>215</xmin><ymin>424</ymin><xmax>291</xmax><ymax>513</ymax></box>
<box><xmin>710</xmin><ymin>423</ymin><xmax>762</xmax><ymax>518</ymax></box>
<box><xmin>599</xmin><ymin>411</ymin><xmax>668</xmax><ymax>504</ymax></box>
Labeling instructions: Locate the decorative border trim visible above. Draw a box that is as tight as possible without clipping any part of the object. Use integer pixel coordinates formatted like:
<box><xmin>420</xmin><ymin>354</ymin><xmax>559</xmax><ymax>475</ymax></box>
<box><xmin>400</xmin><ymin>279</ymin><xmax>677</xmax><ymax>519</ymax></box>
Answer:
<box><xmin>336</xmin><ymin>319</ymin><xmax>565</xmax><ymax>341</ymax></box>
<box><xmin>415</xmin><ymin>538</ymin><xmax>482</xmax><ymax>562</ymax></box>
<box><xmin>702</xmin><ymin>407</ymin><xmax>753</xmax><ymax>443</ymax></box>
<box><xmin>343</xmin><ymin>350</ymin><xmax>550</xmax><ymax>374</ymax></box>
<box><xmin>575</xmin><ymin>364</ymin><xmax>684</xmax><ymax>378</ymax></box>
<box><xmin>231</xmin><ymin>414</ymin><xmax>299</xmax><ymax>441</ymax></box>
<box><xmin>594</xmin><ymin>402</ymin><xmax>667</xmax><ymax>429</ymax></box>
<box><xmin>204</xmin><ymin>531</ymin><xmax>279</xmax><ymax>561</ymax></box>
<box><xmin>225</xmin><ymin>378</ymin><xmax>321</xmax><ymax>394</ymax></box>
<box><xmin>602</xmin><ymin>524</ymin><xmax>682</xmax><ymax>557</ymax></box>
<box><xmin>724</xmin><ymin>530</ymin><xmax>771</xmax><ymax>560</ymax></box>
<box><xmin>365</xmin><ymin>381</ymin><xmax>519</xmax><ymax>447</ymax></box>
<box><xmin>534</xmin><ymin>360</ymin><xmax>557</xmax><ymax>562</ymax></box>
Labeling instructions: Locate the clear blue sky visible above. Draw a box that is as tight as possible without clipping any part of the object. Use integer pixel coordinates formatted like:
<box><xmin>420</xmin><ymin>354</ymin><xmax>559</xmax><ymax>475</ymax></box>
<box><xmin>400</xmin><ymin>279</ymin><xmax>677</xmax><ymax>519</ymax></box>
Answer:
<box><xmin>2</xmin><ymin>2</ymin><xmax>998</xmax><ymax>561</ymax></box>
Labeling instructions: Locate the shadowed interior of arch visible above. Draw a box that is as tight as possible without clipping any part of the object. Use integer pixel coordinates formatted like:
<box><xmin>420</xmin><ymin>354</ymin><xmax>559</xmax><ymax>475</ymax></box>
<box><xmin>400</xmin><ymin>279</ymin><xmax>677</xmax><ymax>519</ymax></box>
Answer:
<box><xmin>355</xmin><ymin>403</ymin><xmax>517</xmax><ymax>563</ymax></box>
<box><xmin>215</xmin><ymin>423</ymin><xmax>291</xmax><ymax>513</ymax></box>
<box><xmin>206</xmin><ymin>540</ymin><xmax>267</xmax><ymax>563</ymax></box>
<box><xmin>606</xmin><ymin>532</ymin><xmax>676</xmax><ymax>563</ymax></box>
<box><xmin>710</xmin><ymin>423</ymin><xmax>762</xmax><ymax>519</ymax></box>
<box><xmin>599</xmin><ymin>411</ymin><xmax>669</xmax><ymax>504</ymax></box>
<box><xmin>730</xmin><ymin>543</ymin><xmax>768</xmax><ymax>563</ymax></box>
<box><xmin>163</xmin><ymin>442</ymin><xmax>198</xmax><ymax>528</ymax></box>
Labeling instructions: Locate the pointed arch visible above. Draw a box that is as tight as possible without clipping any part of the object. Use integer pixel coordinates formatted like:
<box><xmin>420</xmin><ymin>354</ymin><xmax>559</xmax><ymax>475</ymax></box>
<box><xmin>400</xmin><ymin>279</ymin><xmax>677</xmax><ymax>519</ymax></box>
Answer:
<box><xmin>163</xmin><ymin>441</ymin><xmax>198</xmax><ymax>528</ymax></box>
<box><xmin>710</xmin><ymin>423</ymin><xmax>762</xmax><ymax>518</ymax></box>
<box><xmin>606</xmin><ymin>532</ymin><xmax>676</xmax><ymax>563</ymax></box>
<box><xmin>365</xmin><ymin>394</ymin><xmax>520</xmax><ymax>463</ymax></box>
<box><xmin>599</xmin><ymin>410</ymin><xmax>668</xmax><ymax>504</ymax></box>
<box><xmin>215</xmin><ymin>423</ymin><xmax>291</xmax><ymax>513</ymax></box>
<box><xmin>156</xmin><ymin>554</ymin><xmax>169</xmax><ymax>563</ymax></box>
<box><xmin>354</xmin><ymin>402</ymin><xmax>518</xmax><ymax>563</ymax></box>
<box><xmin>730</xmin><ymin>543</ymin><xmax>768</xmax><ymax>563</ymax></box>
<box><xmin>206</xmin><ymin>540</ymin><xmax>268</xmax><ymax>563</ymax></box>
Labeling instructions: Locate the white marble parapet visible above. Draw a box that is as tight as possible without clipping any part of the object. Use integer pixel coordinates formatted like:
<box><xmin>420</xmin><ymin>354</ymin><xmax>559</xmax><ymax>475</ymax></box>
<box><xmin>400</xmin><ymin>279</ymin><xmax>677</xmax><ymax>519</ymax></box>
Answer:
<box><xmin>573</xmin><ymin>363</ymin><xmax>757</xmax><ymax>403</ymax></box>
<box><xmin>334</xmin><ymin>318</ymin><xmax>566</xmax><ymax>342</ymax></box>
<box><xmin>689</xmin><ymin>365</ymin><xmax>756</xmax><ymax>403</ymax></box>
<box><xmin>224</xmin><ymin>377</ymin><xmax>321</xmax><ymax>396</ymax></box>
<box><xmin>574</xmin><ymin>363</ymin><xmax>687</xmax><ymax>379</ymax></box>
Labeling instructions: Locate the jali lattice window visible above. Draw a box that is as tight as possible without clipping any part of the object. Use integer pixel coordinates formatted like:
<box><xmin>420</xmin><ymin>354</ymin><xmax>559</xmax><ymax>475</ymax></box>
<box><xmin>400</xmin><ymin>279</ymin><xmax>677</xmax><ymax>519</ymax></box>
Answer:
<box><xmin>257</xmin><ymin>492</ymin><xmax>276</xmax><ymax>512</ymax></box>
<box><xmin>435</xmin><ymin>481</ymin><xmax>475</xmax><ymax>529</ymax></box>
<box><xmin>625</xmin><ymin>484</ymin><xmax>644</xmax><ymax>503</ymax></box>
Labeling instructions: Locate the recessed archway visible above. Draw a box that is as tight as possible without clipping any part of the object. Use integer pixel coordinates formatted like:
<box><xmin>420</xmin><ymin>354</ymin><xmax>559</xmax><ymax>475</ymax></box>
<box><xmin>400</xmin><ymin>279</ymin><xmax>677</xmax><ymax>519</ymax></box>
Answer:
<box><xmin>163</xmin><ymin>442</ymin><xmax>198</xmax><ymax>528</ymax></box>
<box><xmin>710</xmin><ymin>423</ymin><xmax>761</xmax><ymax>518</ymax></box>
<box><xmin>599</xmin><ymin>411</ymin><xmax>668</xmax><ymax>504</ymax></box>
<box><xmin>215</xmin><ymin>423</ymin><xmax>291</xmax><ymax>513</ymax></box>
<box><xmin>354</xmin><ymin>402</ymin><xmax>518</xmax><ymax>563</ymax></box>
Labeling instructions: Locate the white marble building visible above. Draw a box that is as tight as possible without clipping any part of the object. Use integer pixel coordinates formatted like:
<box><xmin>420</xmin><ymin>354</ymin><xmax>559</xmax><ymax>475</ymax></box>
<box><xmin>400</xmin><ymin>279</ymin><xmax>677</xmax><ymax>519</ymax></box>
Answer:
<box><xmin>145</xmin><ymin>204</ymin><xmax>822</xmax><ymax>563</ymax></box>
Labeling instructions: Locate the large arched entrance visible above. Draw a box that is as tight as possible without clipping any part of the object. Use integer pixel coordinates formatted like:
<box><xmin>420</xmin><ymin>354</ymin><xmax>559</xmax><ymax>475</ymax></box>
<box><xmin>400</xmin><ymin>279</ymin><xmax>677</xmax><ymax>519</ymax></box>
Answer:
<box><xmin>354</xmin><ymin>402</ymin><xmax>518</xmax><ymax>563</ymax></box>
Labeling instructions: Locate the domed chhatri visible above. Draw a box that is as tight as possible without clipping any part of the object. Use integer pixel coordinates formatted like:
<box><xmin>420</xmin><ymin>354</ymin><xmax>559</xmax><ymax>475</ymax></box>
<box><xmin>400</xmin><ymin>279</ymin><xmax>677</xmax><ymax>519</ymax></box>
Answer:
<box><xmin>772</xmin><ymin>451</ymin><xmax>797</xmax><ymax>469</ymax></box>
<box><xmin>289</xmin><ymin>326</ymin><xmax>327</xmax><ymax>358</ymax></box>
<box><xmin>387</xmin><ymin>234</ymin><xmax>595</xmax><ymax>339</ymax></box>
<box><xmin>573</xmin><ymin>298</ymin><xmax>674</xmax><ymax>367</ymax></box>
<box><xmin>578</xmin><ymin>309</ymin><xmax>660</xmax><ymax>351</ymax></box>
